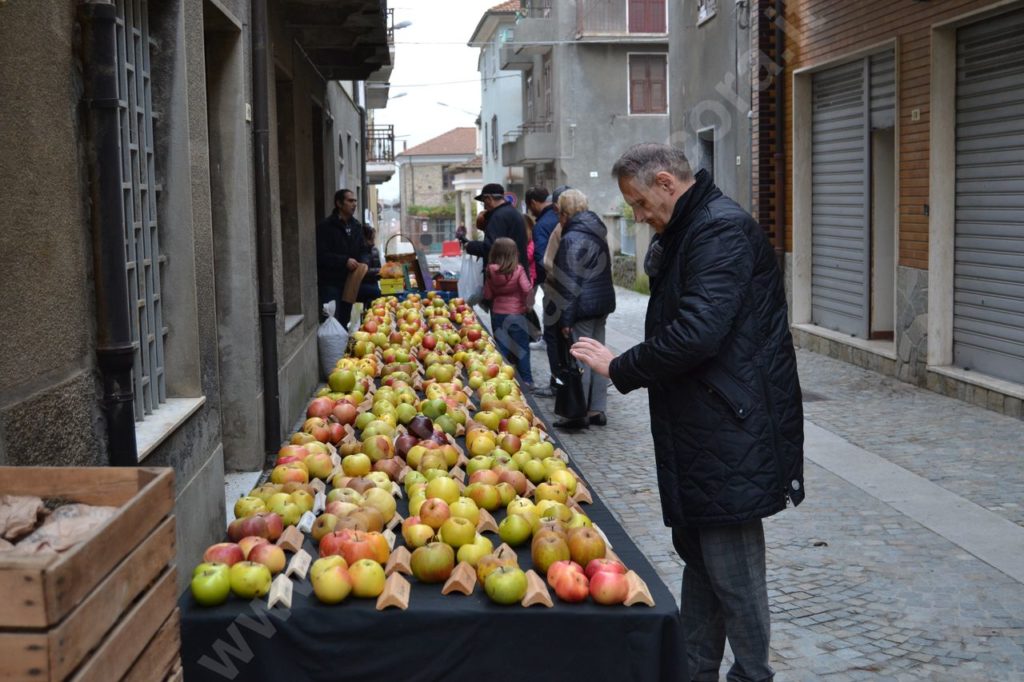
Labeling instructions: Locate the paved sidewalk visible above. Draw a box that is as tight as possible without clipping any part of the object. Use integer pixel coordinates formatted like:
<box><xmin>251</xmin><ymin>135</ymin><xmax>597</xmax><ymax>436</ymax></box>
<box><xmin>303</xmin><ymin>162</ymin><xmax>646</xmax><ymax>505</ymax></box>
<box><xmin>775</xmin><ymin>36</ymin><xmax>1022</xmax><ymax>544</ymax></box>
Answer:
<box><xmin>526</xmin><ymin>286</ymin><xmax>1024</xmax><ymax>681</ymax></box>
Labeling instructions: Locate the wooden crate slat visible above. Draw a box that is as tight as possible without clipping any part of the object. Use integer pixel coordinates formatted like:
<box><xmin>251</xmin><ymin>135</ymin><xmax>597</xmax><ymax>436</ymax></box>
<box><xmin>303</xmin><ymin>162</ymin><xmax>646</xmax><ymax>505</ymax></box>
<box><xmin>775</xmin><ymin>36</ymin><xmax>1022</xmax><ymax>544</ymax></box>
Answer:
<box><xmin>44</xmin><ymin>470</ymin><xmax>173</xmax><ymax>628</ymax></box>
<box><xmin>68</xmin><ymin>567</ymin><xmax>177</xmax><ymax>682</ymax></box>
<box><xmin>49</xmin><ymin>517</ymin><xmax>176</xmax><ymax>680</ymax></box>
<box><xmin>0</xmin><ymin>467</ymin><xmax>148</xmax><ymax>505</ymax></box>
<box><xmin>0</xmin><ymin>565</ymin><xmax>47</xmax><ymax>630</ymax></box>
<box><xmin>121</xmin><ymin>609</ymin><xmax>181</xmax><ymax>682</ymax></box>
<box><xmin>0</xmin><ymin>631</ymin><xmax>49</xmax><ymax>681</ymax></box>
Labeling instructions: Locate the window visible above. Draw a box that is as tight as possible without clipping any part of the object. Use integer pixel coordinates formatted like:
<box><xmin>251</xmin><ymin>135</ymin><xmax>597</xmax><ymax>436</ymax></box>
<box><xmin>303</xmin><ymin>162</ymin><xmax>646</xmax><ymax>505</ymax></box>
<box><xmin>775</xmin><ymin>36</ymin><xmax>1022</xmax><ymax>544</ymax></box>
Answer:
<box><xmin>629</xmin><ymin>54</ymin><xmax>667</xmax><ymax>114</ymax></box>
<box><xmin>441</xmin><ymin>165</ymin><xmax>454</xmax><ymax>190</ymax></box>
<box><xmin>541</xmin><ymin>53</ymin><xmax>553</xmax><ymax>120</ymax></box>
<box><xmin>697</xmin><ymin>0</ymin><xmax>718</xmax><ymax>26</ymax></box>
<box><xmin>628</xmin><ymin>0</ymin><xmax>666</xmax><ymax>33</ymax></box>
<box><xmin>115</xmin><ymin>0</ymin><xmax>167</xmax><ymax>418</ymax></box>
<box><xmin>491</xmin><ymin>114</ymin><xmax>499</xmax><ymax>160</ymax></box>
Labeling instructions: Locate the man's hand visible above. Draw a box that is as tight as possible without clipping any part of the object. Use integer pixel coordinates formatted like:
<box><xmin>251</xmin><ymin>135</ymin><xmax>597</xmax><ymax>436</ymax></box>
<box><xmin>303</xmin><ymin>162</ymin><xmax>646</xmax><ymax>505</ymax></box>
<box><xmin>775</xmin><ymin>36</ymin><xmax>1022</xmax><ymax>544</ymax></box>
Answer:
<box><xmin>571</xmin><ymin>337</ymin><xmax>615</xmax><ymax>379</ymax></box>
<box><xmin>346</xmin><ymin>258</ymin><xmax>358</xmax><ymax>272</ymax></box>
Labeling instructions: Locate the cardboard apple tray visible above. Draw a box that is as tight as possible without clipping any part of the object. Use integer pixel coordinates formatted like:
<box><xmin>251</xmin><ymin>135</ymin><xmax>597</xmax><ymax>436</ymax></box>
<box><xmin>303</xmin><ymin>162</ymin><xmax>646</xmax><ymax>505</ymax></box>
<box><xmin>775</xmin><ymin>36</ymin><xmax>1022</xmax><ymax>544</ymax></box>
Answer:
<box><xmin>0</xmin><ymin>466</ymin><xmax>181</xmax><ymax>682</ymax></box>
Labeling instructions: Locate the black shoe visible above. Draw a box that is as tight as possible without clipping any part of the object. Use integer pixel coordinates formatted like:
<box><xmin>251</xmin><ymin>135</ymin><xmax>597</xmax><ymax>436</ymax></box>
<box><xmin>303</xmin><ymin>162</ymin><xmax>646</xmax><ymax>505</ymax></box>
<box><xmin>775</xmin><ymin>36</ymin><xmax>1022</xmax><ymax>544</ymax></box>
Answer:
<box><xmin>588</xmin><ymin>413</ymin><xmax>607</xmax><ymax>426</ymax></box>
<box><xmin>553</xmin><ymin>418</ymin><xmax>589</xmax><ymax>430</ymax></box>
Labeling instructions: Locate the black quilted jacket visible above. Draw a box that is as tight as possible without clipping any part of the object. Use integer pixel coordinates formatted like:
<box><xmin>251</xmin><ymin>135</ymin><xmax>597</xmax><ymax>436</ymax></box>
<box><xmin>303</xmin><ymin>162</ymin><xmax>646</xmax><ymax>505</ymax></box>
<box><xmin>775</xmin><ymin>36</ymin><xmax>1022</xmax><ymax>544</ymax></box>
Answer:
<box><xmin>552</xmin><ymin>210</ymin><xmax>616</xmax><ymax>328</ymax></box>
<box><xmin>608</xmin><ymin>171</ymin><xmax>804</xmax><ymax>528</ymax></box>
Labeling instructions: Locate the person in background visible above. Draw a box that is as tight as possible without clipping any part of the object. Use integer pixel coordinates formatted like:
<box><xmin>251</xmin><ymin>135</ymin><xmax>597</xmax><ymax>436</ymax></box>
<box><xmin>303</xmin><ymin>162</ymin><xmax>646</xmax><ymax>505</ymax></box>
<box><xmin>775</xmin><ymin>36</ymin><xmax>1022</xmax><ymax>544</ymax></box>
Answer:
<box><xmin>571</xmin><ymin>143</ymin><xmax>805</xmax><ymax>682</ymax></box>
<box><xmin>530</xmin><ymin>185</ymin><xmax>569</xmax><ymax>397</ymax></box>
<box><xmin>551</xmin><ymin>189</ymin><xmax>615</xmax><ymax>429</ymax></box>
<box><xmin>357</xmin><ymin>225</ymin><xmax>381</xmax><ymax>306</ymax></box>
<box><xmin>522</xmin><ymin>213</ymin><xmax>544</xmax><ymax>348</ymax></box>
<box><xmin>461</xmin><ymin>183</ymin><xmax>529</xmax><ymax>273</ymax></box>
<box><xmin>483</xmin><ymin>238</ymin><xmax>534</xmax><ymax>391</ymax></box>
<box><xmin>316</xmin><ymin>188</ymin><xmax>363</xmax><ymax>323</ymax></box>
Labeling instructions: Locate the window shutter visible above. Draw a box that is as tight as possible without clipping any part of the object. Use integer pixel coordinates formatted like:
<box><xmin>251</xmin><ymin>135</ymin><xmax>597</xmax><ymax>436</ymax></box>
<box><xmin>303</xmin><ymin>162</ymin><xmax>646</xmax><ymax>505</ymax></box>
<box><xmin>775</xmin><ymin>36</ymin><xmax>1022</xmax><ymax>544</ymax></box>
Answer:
<box><xmin>629</xmin><ymin>0</ymin><xmax>665</xmax><ymax>33</ymax></box>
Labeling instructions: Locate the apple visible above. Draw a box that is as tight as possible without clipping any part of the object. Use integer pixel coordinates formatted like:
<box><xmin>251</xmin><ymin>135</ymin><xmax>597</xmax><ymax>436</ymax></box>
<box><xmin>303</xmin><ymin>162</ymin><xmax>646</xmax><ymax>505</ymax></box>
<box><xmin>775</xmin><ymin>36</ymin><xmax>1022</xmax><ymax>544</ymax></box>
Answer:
<box><xmin>568</xmin><ymin>511</ymin><xmax>593</xmax><ymax>529</ymax></box>
<box><xmin>465</xmin><ymin>482</ymin><xmax>501</xmax><ymax>511</ymax></box>
<box><xmin>361</xmin><ymin>435</ymin><xmax>394</xmax><ymax>463</ymax></box>
<box><xmin>438</xmin><ymin>516</ymin><xmax>477</xmax><ymax>548</ymax></box>
<box><xmin>467</xmin><ymin>467</ymin><xmax>498</xmax><ymax>484</ymax></box>
<box><xmin>534</xmin><ymin>481</ymin><xmax>569</xmax><ymax>504</ymax></box>
<box><xmin>530</xmin><ymin>533</ymin><xmax>571</xmax><ymax>575</ymax></box>
<box><xmin>360</xmin><ymin>489</ymin><xmax>396</xmax><ymax>525</ymax></box>
<box><xmin>553</xmin><ymin>567</ymin><xmax>590</xmax><ymax>603</ymax></box>
<box><xmin>590</xmin><ymin>569</ymin><xmax>629</xmax><ymax>605</ymax></box>
<box><xmin>348</xmin><ymin>558</ymin><xmax>387</xmax><ymax>597</ymax></box>
<box><xmin>418</xmin><ymin>498</ymin><xmax>451</xmax><ymax>530</ymax></box>
<box><xmin>484</xmin><ymin>566</ymin><xmax>528</xmax><ymax>605</ymax></box>
<box><xmin>312</xmin><ymin>513</ymin><xmax>340</xmax><ymax>541</ymax></box>
<box><xmin>523</xmin><ymin>459</ymin><xmax>547</xmax><ymax>485</ymax></box>
<box><xmin>456</xmin><ymin>534</ymin><xmax>493</xmax><ymax>567</ymax></box>
<box><xmin>228</xmin><ymin>561</ymin><xmax>272</xmax><ymax>599</ymax></box>
<box><xmin>402</xmin><ymin>522</ymin><xmax>435</xmax><ymax>549</ymax></box>
<box><xmin>237</xmin><ymin>536</ymin><xmax>269</xmax><ymax>559</ymax></box>
<box><xmin>304</xmin><ymin>452</ymin><xmax>334</xmax><ymax>480</ymax></box>
<box><xmin>203</xmin><ymin>542</ymin><xmax>244</xmax><ymax>567</ymax></box>
<box><xmin>497</xmin><ymin>513</ymin><xmax>532</xmax><ymax>547</ymax></box>
<box><xmin>585</xmin><ymin>558</ymin><xmax>627</xmax><ymax>580</ymax></box>
<box><xmin>448</xmin><ymin>496</ymin><xmax>480</xmax><ymax>526</ymax></box>
<box><xmin>233</xmin><ymin>496</ymin><xmax>267</xmax><ymax>519</ymax></box>
<box><xmin>290</xmin><ymin>490</ymin><xmax>315</xmax><ymax>514</ymax></box>
<box><xmin>425</xmin><ymin>476</ymin><xmax>460</xmax><ymax>505</ymax></box>
<box><xmin>248</xmin><ymin>543</ymin><xmax>286</xmax><ymax>575</ymax></box>
<box><xmin>328</xmin><ymin>368</ymin><xmax>357</xmax><ymax>393</ymax></box>
<box><xmin>494</xmin><ymin>482</ymin><xmax>517</xmax><ymax>507</ymax></box>
<box><xmin>546</xmin><ymin>559</ymin><xmax>585</xmax><ymax>589</ymax></box>
<box><xmin>410</xmin><ymin>541</ymin><xmax>456</xmax><ymax>583</ymax></box>
<box><xmin>311</xmin><ymin>557</ymin><xmax>353</xmax><ymax>604</ymax></box>
<box><xmin>497</xmin><ymin>469</ymin><xmax>528</xmax><ymax>496</ymax></box>
<box><xmin>567</xmin><ymin>527</ymin><xmax>607</xmax><ymax>567</ymax></box>
<box><xmin>191</xmin><ymin>562</ymin><xmax>231</xmax><ymax>606</ymax></box>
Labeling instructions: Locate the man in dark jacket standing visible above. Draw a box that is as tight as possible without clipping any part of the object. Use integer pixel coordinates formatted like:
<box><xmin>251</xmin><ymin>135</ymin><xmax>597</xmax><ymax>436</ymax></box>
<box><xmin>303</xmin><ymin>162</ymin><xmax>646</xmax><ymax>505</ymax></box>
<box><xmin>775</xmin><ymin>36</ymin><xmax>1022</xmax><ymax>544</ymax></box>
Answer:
<box><xmin>572</xmin><ymin>143</ymin><xmax>804</xmax><ymax>682</ymax></box>
<box><xmin>316</xmin><ymin>189</ymin><xmax>363</xmax><ymax>325</ymax></box>
<box><xmin>463</xmin><ymin>183</ymin><xmax>529</xmax><ymax>272</ymax></box>
<box><xmin>525</xmin><ymin>186</ymin><xmax>561</xmax><ymax>396</ymax></box>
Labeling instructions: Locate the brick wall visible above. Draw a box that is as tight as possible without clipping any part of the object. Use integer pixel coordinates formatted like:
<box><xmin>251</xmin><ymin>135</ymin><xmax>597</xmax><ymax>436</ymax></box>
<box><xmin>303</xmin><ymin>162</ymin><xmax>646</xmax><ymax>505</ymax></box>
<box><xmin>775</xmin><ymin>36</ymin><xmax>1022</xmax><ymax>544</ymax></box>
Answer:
<box><xmin>781</xmin><ymin>0</ymin><xmax>1010</xmax><ymax>269</ymax></box>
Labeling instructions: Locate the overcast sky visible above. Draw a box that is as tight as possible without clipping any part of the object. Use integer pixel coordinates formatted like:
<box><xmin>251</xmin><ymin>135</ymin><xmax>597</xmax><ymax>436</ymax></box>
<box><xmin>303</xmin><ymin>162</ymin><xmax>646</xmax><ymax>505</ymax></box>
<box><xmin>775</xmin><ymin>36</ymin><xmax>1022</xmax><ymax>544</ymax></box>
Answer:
<box><xmin>374</xmin><ymin>0</ymin><xmax>500</xmax><ymax>200</ymax></box>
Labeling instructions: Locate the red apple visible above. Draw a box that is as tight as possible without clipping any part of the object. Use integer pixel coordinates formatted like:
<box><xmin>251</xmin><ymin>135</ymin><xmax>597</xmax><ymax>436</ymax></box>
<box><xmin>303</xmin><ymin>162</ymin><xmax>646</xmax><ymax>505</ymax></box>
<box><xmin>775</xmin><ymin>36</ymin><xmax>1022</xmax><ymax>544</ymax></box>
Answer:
<box><xmin>585</xmin><ymin>558</ymin><xmax>627</xmax><ymax>580</ymax></box>
<box><xmin>553</xmin><ymin>566</ymin><xmax>590</xmax><ymax>603</ymax></box>
<box><xmin>237</xmin><ymin>535</ymin><xmax>269</xmax><ymax>559</ymax></box>
<box><xmin>332</xmin><ymin>401</ymin><xmax>358</xmax><ymax>426</ymax></box>
<box><xmin>306</xmin><ymin>397</ymin><xmax>335</xmax><ymax>419</ymax></box>
<box><xmin>204</xmin><ymin>542</ymin><xmax>244</xmax><ymax>566</ymax></box>
<box><xmin>248</xmin><ymin>543</ymin><xmax>286</xmax><ymax>575</ymax></box>
<box><xmin>546</xmin><ymin>559</ymin><xmax>585</xmax><ymax>589</ymax></box>
<box><xmin>589</xmin><ymin>569</ymin><xmax>629</xmax><ymax>605</ymax></box>
<box><xmin>418</xmin><ymin>498</ymin><xmax>451</xmax><ymax>530</ymax></box>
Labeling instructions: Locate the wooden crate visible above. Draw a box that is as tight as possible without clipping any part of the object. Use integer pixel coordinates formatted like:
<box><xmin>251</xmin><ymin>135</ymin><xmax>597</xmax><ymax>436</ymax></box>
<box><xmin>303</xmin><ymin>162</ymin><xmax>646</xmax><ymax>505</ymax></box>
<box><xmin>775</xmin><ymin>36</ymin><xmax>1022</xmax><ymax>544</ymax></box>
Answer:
<box><xmin>0</xmin><ymin>467</ymin><xmax>177</xmax><ymax>681</ymax></box>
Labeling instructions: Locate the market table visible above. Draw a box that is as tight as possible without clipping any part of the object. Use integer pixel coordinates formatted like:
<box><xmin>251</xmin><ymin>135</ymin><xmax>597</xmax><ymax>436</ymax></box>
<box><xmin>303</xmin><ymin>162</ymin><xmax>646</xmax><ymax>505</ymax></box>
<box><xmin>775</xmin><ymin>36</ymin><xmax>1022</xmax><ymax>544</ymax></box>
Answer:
<box><xmin>179</xmin><ymin>410</ymin><xmax>686</xmax><ymax>681</ymax></box>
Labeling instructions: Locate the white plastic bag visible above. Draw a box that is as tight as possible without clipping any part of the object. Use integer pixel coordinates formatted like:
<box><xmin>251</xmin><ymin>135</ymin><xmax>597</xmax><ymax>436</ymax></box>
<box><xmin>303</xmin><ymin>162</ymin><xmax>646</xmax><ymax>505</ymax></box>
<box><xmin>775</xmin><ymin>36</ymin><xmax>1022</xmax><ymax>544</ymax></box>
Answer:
<box><xmin>458</xmin><ymin>254</ymin><xmax>484</xmax><ymax>305</ymax></box>
<box><xmin>317</xmin><ymin>300</ymin><xmax>349</xmax><ymax>378</ymax></box>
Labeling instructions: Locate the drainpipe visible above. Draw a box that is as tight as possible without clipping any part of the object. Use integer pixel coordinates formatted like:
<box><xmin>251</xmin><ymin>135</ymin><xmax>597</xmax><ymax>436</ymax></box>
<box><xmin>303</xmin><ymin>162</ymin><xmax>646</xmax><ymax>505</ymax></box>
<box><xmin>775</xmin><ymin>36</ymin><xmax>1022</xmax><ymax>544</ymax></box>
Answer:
<box><xmin>773</xmin><ymin>0</ymin><xmax>787</xmax><ymax>274</ymax></box>
<box><xmin>251</xmin><ymin>0</ymin><xmax>282</xmax><ymax>455</ymax></box>
<box><xmin>359</xmin><ymin>103</ymin><xmax>368</xmax><ymax>222</ymax></box>
<box><xmin>80</xmin><ymin>1</ymin><xmax>139</xmax><ymax>466</ymax></box>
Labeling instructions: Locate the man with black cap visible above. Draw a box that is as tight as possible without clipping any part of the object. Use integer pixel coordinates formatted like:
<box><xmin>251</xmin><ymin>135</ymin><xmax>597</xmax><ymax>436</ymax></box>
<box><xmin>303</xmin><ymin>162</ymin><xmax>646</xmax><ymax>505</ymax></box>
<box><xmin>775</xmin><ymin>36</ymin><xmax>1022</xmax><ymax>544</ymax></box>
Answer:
<box><xmin>461</xmin><ymin>183</ymin><xmax>529</xmax><ymax>272</ymax></box>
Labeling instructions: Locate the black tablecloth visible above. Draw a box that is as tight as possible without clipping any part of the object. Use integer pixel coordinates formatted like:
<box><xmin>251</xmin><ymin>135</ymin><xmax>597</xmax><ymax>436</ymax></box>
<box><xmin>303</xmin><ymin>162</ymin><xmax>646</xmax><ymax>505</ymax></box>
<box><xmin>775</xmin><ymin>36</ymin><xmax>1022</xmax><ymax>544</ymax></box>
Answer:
<box><xmin>180</xmin><ymin>415</ymin><xmax>685</xmax><ymax>681</ymax></box>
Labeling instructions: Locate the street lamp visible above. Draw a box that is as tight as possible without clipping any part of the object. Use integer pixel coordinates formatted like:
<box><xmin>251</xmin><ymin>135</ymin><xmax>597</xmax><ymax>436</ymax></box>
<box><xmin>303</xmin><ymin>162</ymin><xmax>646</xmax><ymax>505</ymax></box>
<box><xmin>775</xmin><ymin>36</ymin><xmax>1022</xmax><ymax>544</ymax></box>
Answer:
<box><xmin>436</xmin><ymin>101</ymin><xmax>479</xmax><ymax>117</ymax></box>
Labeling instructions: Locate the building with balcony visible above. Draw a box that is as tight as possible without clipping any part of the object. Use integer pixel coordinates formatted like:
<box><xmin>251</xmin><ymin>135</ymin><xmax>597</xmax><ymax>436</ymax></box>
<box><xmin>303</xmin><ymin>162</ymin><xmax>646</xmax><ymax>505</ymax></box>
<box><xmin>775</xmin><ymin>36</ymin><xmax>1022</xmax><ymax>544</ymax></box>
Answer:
<box><xmin>396</xmin><ymin>127</ymin><xmax>478</xmax><ymax>253</ymax></box>
<box><xmin>487</xmin><ymin>0</ymin><xmax>670</xmax><ymax>252</ymax></box>
<box><xmin>469</xmin><ymin>1</ymin><xmax>527</xmax><ymax>198</ymax></box>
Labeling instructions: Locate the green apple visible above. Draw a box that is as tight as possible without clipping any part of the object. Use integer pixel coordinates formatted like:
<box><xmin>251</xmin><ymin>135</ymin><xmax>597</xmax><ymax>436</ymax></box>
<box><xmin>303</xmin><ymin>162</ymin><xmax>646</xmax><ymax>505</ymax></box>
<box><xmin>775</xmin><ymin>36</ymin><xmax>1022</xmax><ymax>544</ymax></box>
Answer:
<box><xmin>191</xmin><ymin>562</ymin><xmax>231</xmax><ymax>606</ymax></box>
<box><xmin>498</xmin><ymin>513</ymin><xmax>533</xmax><ymax>546</ymax></box>
<box><xmin>228</xmin><ymin>561</ymin><xmax>272</xmax><ymax>599</ymax></box>
<box><xmin>484</xmin><ymin>565</ymin><xmax>528</xmax><ymax>605</ymax></box>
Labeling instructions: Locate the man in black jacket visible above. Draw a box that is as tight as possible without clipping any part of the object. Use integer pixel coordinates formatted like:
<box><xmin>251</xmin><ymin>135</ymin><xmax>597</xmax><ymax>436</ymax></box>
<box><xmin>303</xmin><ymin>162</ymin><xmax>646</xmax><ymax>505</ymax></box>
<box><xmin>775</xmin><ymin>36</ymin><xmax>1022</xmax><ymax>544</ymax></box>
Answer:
<box><xmin>316</xmin><ymin>189</ymin><xmax>363</xmax><ymax>325</ymax></box>
<box><xmin>572</xmin><ymin>143</ymin><xmax>804</xmax><ymax>682</ymax></box>
<box><xmin>462</xmin><ymin>183</ymin><xmax>529</xmax><ymax>272</ymax></box>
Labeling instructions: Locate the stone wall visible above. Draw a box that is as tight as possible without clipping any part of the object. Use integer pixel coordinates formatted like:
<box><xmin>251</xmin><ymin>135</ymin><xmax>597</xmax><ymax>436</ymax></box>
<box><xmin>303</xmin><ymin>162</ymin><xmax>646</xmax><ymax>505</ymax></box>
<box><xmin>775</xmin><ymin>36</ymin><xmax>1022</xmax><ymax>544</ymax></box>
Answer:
<box><xmin>895</xmin><ymin>266</ymin><xmax>928</xmax><ymax>385</ymax></box>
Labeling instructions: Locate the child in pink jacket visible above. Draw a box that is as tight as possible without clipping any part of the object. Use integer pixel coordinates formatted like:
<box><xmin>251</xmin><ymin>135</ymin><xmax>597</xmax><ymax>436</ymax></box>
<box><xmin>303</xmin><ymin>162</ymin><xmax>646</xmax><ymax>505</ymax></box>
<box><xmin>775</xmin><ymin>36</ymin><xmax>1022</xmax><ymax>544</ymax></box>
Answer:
<box><xmin>484</xmin><ymin>238</ymin><xmax>534</xmax><ymax>389</ymax></box>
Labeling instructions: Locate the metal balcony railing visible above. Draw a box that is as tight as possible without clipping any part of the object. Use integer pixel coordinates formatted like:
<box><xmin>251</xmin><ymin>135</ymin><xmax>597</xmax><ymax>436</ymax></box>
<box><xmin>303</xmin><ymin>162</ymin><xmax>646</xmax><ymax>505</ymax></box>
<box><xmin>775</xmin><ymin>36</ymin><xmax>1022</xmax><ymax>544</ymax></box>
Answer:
<box><xmin>520</xmin><ymin>0</ymin><xmax>553</xmax><ymax>19</ymax></box>
<box><xmin>367</xmin><ymin>125</ymin><xmax>395</xmax><ymax>163</ymax></box>
<box><xmin>503</xmin><ymin>119</ymin><xmax>553</xmax><ymax>143</ymax></box>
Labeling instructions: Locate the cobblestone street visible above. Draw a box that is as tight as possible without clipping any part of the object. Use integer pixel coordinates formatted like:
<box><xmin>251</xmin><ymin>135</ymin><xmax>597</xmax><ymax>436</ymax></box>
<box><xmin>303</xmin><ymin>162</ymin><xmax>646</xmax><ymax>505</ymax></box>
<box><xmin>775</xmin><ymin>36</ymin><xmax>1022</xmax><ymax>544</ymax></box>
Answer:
<box><xmin>525</xmin><ymin>287</ymin><xmax>1024</xmax><ymax>681</ymax></box>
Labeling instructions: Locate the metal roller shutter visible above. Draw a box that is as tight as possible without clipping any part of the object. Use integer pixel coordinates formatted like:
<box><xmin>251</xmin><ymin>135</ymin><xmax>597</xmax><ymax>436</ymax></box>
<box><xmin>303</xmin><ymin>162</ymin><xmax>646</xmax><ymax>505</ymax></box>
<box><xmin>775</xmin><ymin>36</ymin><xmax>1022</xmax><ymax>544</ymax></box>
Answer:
<box><xmin>811</xmin><ymin>59</ymin><xmax>870</xmax><ymax>337</ymax></box>
<box><xmin>955</xmin><ymin>10</ymin><xmax>1024</xmax><ymax>384</ymax></box>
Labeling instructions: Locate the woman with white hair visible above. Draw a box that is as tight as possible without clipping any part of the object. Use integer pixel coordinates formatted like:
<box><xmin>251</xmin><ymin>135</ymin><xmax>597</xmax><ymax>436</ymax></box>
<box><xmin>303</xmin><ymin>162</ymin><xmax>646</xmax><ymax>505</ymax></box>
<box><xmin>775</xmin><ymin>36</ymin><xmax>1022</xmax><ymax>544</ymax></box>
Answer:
<box><xmin>550</xmin><ymin>189</ymin><xmax>616</xmax><ymax>429</ymax></box>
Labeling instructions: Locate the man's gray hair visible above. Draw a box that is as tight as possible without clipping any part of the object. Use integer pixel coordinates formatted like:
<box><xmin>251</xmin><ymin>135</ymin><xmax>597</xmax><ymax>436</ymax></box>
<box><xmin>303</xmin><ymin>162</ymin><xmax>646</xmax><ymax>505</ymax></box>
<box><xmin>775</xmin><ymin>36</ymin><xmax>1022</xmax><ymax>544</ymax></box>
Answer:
<box><xmin>611</xmin><ymin>143</ymin><xmax>693</xmax><ymax>187</ymax></box>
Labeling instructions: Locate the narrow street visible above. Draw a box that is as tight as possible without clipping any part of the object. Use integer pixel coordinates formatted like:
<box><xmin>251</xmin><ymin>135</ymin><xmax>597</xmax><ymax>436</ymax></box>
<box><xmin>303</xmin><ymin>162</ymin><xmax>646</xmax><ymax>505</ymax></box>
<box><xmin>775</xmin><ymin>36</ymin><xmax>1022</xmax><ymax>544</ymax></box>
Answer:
<box><xmin>523</xmin><ymin>287</ymin><xmax>1024</xmax><ymax>681</ymax></box>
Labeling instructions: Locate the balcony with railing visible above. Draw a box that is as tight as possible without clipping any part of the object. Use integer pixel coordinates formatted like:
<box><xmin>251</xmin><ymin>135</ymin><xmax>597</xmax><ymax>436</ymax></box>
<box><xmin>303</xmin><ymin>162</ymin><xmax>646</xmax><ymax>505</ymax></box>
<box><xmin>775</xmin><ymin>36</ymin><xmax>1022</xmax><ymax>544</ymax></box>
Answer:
<box><xmin>366</xmin><ymin>124</ymin><xmax>396</xmax><ymax>184</ymax></box>
<box><xmin>500</xmin><ymin>1</ymin><xmax>556</xmax><ymax>70</ymax></box>
<box><xmin>576</xmin><ymin>0</ymin><xmax>668</xmax><ymax>40</ymax></box>
<box><xmin>501</xmin><ymin>120</ymin><xmax>555</xmax><ymax>167</ymax></box>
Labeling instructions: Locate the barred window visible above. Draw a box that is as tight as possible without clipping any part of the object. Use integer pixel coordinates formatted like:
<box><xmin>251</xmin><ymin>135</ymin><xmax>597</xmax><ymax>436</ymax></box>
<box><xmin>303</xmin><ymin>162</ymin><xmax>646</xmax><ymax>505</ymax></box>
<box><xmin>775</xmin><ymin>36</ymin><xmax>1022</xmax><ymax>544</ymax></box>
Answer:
<box><xmin>115</xmin><ymin>0</ymin><xmax>167</xmax><ymax>418</ymax></box>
